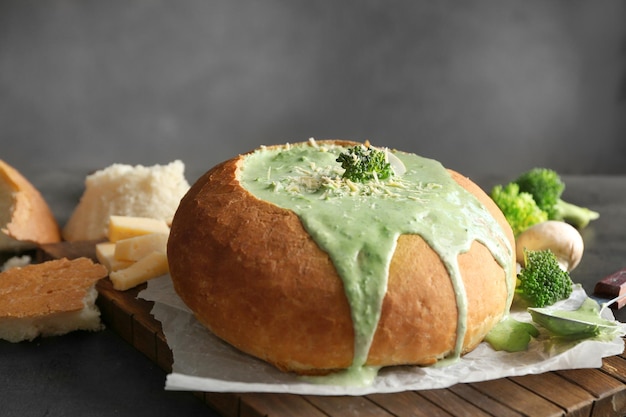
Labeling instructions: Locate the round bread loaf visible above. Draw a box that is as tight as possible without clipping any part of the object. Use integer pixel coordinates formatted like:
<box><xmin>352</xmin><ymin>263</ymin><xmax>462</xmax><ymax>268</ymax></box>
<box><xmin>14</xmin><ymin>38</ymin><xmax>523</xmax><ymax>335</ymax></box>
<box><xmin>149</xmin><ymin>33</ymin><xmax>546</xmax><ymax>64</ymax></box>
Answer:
<box><xmin>168</xmin><ymin>140</ymin><xmax>515</xmax><ymax>377</ymax></box>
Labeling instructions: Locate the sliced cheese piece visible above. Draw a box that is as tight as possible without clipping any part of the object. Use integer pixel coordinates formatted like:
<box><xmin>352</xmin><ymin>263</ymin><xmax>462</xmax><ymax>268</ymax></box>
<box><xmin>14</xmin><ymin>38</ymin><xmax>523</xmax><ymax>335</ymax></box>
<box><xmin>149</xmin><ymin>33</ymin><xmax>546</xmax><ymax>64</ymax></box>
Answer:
<box><xmin>114</xmin><ymin>233</ymin><xmax>168</xmax><ymax>262</ymax></box>
<box><xmin>95</xmin><ymin>242</ymin><xmax>134</xmax><ymax>272</ymax></box>
<box><xmin>107</xmin><ymin>215</ymin><xmax>169</xmax><ymax>243</ymax></box>
<box><xmin>109</xmin><ymin>251</ymin><xmax>169</xmax><ymax>291</ymax></box>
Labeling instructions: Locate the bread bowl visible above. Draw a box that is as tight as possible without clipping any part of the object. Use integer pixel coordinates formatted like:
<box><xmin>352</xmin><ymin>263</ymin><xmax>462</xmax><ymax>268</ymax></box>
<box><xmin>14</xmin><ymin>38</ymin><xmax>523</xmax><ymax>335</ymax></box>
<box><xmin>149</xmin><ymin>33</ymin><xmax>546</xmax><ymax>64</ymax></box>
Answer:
<box><xmin>167</xmin><ymin>139</ymin><xmax>515</xmax><ymax>382</ymax></box>
<box><xmin>0</xmin><ymin>160</ymin><xmax>61</xmax><ymax>251</ymax></box>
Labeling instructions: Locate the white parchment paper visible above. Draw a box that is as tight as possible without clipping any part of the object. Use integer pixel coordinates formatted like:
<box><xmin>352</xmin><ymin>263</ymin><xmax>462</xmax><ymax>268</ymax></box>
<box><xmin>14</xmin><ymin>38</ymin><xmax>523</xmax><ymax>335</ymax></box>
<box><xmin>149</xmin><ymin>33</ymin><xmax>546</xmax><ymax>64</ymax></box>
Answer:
<box><xmin>139</xmin><ymin>275</ymin><xmax>626</xmax><ymax>396</ymax></box>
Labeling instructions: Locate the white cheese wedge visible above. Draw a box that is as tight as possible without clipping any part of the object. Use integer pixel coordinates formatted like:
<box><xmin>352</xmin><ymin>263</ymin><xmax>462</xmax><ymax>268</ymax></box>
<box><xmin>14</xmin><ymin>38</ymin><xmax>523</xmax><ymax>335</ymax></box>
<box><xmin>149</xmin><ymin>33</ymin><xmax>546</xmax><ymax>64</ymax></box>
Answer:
<box><xmin>107</xmin><ymin>215</ymin><xmax>170</xmax><ymax>243</ymax></box>
<box><xmin>95</xmin><ymin>242</ymin><xmax>134</xmax><ymax>272</ymax></box>
<box><xmin>109</xmin><ymin>251</ymin><xmax>169</xmax><ymax>291</ymax></box>
<box><xmin>114</xmin><ymin>233</ymin><xmax>168</xmax><ymax>262</ymax></box>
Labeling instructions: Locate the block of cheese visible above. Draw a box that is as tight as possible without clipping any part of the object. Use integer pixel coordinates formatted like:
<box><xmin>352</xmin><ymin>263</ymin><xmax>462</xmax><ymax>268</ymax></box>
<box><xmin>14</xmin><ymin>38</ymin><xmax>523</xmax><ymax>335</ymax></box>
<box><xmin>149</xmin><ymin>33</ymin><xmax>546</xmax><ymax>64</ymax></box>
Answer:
<box><xmin>0</xmin><ymin>257</ymin><xmax>107</xmax><ymax>342</ymax></box>
<box><xmin>107</xmin><ymin>215</ymin><xmax>170</xmax><ymax>243</ymax></box>
<box><xmin>62</xmin><ymin>160</ymin><xmax>190</xmax><ymax>241</ymax></box>
<box><xmin>95</xmin><ymin>242</ymin><xmax>133</xmax><ymax>272</ymax></box>
<box><xmin>113</xmin><ymin>233</ymin><xmax>168</xmax><ymax>262</ymax></box>
<box><xmin>94</xmin><ymin>216</ymin><xmax>172</xmax><ymax>291</ymax></box>
<box><xmin>109</xmin><ymin>251</ymin><xmax>169</xmax><ymax>291</ymax></box>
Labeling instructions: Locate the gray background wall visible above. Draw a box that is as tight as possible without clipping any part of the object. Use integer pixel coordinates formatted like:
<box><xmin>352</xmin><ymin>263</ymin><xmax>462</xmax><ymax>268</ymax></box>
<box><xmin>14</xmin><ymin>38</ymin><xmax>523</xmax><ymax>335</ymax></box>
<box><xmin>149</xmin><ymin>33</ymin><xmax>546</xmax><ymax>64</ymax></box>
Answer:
<box><xmin>1</xmin><ymin>1</ymin><xmax>625</xmax><ymax>202</ymax></box>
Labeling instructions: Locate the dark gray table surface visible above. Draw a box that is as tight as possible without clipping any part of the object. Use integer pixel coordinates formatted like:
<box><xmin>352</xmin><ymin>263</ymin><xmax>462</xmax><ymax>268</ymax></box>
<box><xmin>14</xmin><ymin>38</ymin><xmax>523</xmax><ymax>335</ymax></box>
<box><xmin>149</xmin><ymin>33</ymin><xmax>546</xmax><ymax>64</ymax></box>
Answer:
<box><xmin>0</xmin><ymin>173</ymin><xmax>624</xmax><ymax>417</ymax></box>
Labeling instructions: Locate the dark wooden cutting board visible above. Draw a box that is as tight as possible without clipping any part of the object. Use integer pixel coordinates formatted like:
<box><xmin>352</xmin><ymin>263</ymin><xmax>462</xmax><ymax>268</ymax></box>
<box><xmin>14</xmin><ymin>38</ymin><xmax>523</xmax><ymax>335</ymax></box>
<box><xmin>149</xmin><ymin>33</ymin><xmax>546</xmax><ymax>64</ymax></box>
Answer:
<box><xmin>38</xmin><ymin>241</ymin><xmax>626</xmax><ymax>417</ymax></box>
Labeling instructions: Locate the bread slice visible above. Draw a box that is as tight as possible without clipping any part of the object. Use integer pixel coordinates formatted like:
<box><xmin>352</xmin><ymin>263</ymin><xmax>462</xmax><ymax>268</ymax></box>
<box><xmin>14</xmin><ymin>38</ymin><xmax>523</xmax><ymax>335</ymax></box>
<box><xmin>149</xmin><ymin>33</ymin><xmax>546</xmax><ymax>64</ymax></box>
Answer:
<box><xmin>0</xmin><ymin>257</ymin><xmax>108</xmax><ymax>342</ymax></box>
<box><xmin>0</xmin><ymin>160</ymin><xmax>61</xmax><ymax>251</ymax></box>
<box><xmin>62</xmin><ymin>160</ymin><xmax>190</xmax><ymax>241</ymax></box>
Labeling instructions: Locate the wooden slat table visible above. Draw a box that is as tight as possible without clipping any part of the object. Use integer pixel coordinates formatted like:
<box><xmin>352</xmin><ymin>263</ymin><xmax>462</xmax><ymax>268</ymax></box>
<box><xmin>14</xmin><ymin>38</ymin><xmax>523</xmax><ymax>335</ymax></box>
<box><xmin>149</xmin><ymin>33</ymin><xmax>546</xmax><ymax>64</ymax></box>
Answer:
<box><xmin>118</xmin><ymin>280</ymin><xmax>626</xmax><ymax>417</ymax></box>
<box><xmin>38</xmin><ymin>242</ymin><xmax>626</xmax><ymax>417</ymax></box>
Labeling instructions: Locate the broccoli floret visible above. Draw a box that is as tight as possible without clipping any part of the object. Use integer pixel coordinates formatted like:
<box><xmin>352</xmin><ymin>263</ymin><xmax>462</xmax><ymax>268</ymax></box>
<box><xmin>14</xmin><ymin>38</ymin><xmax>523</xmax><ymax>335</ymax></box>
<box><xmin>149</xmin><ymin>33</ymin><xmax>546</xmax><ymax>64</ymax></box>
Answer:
<box><xmin>490</xmin><ymin>183</ymin><xmax>548</xmax><ymax>236</ymax></box>
<box><xmin>514</xmin><ymin>168</ymin><xmax>599</xmax><ymax>229</ymax></box>
<box><xmin>336</xmin><ymin>145</ymin><xmax>393</xmax><ymax>183</ymax></box>
<box><xmin>515</xmin><ymin>248</ymin><xmax>573</xmax><ymax>308</ymax></box>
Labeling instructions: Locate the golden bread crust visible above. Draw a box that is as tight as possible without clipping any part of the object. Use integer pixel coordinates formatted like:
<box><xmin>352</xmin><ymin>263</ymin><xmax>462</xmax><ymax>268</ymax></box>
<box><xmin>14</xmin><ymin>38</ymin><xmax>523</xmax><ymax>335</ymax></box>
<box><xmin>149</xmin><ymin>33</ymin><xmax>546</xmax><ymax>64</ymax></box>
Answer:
<box><xmin>0</xmin><ymin>257</ymin><xmax>108</xmax><ymax>318</ymax></box>
<box><xmin>0</xmin><ymin>160</ymin><xmax>61</xmax><ymax>246</ymax></box>
<box><xmin>167</xmin><ymin>140</ymin><xmax>515</xmax><ymax>374</ymax></box>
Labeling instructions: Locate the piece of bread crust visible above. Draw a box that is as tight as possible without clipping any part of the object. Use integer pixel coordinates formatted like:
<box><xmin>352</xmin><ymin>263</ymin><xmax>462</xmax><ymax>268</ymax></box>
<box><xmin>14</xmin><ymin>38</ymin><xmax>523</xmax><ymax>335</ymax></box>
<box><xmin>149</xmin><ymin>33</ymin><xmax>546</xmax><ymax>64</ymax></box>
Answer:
<box><xmin>167</xmin><ymin>140</ymin><xmax>516</xmax><ymax>375</ymax></box>
<box><xmin>0</xmin><ymin>160</ymin><xmax>61</xmax><ymax>251</ymax></box>
<box><xmin>0</xmin><ymin>257</ymin><xmax>108</xmax><ymax>342</ymax></box>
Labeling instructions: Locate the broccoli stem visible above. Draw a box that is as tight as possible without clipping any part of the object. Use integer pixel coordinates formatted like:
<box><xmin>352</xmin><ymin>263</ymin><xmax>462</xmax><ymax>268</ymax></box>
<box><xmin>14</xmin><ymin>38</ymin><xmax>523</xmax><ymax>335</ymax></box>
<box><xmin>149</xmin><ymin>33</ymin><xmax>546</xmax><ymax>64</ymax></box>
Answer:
<box><xmin>554</xmin><ymin>199</ymin><xmax>600</xmax><ymax>229</ymax></box>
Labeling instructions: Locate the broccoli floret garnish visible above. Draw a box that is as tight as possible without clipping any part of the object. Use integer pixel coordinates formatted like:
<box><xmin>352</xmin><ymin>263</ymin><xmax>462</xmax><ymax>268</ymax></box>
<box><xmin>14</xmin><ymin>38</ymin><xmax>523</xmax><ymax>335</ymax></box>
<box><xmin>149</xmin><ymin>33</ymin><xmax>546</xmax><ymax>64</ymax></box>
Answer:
<box><xmin>336</xmin><ymin>145</ymin><xmax>393</xmax><ymax>183</ymax></box>
<box><xmin>514</xmin><ymin>168</ymin><xmax>599</xmax><ymax>229</ymax></box>
<box><xmin>490</xmin><ymin>168</ymin><xmax>599</xmax><ymax>234</ymax></box>
<box><xmin>515</xmin><ymin>248</ymin><xmax>573</xmax><ymax>308</ymax></box>
<box><xmin>490</xmin><ymin>183</ymin><xmax>548</xmax><ymax>236</ymax></box>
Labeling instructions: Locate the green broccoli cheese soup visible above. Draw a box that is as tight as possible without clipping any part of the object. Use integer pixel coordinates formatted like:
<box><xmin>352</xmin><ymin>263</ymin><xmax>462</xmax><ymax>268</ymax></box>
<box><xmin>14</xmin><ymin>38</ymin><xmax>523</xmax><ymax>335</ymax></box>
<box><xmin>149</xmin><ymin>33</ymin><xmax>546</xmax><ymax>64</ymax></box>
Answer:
<box><xmin>239</xmin><ymin>141</ymin><xmax>514</xmax><ymax>385</ymax></box>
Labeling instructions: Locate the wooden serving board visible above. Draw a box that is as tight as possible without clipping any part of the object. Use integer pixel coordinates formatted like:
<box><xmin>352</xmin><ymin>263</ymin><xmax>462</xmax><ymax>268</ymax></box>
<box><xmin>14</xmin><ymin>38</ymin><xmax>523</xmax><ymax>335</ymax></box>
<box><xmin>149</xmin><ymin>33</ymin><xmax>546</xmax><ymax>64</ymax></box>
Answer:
<box><xmin>39</xmin><ymin>242</ymin><xmax>626</xmax><ymax>417</ymax></box>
